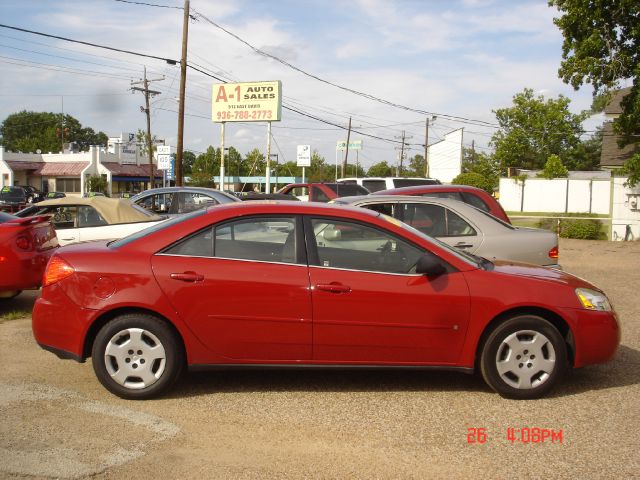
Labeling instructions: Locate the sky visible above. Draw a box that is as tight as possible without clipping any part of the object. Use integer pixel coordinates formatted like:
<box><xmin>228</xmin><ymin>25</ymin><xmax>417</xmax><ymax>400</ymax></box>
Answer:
<box><xmin>0</xmin><ymin>0</ymin><xmax>612</xmax><ymax>171</ymax></box>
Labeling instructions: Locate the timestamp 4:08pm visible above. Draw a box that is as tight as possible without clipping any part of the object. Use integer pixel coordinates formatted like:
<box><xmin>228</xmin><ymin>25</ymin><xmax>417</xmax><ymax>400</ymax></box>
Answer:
<box><xmin>216</xmin><ymin>110</ymin><xmax>273</xmax><ymax>121</ymax></box>
<box><xmin>467</xmin><ymin>427</ymin><xmax>564</xmax><ymax>444</ymax></box>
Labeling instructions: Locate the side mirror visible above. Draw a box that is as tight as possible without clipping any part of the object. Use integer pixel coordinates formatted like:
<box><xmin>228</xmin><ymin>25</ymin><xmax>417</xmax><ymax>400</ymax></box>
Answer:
<box><xmin>415</xmin><ymin>254</ymin><xmax>447</xmax><ymax>277</ymax></box>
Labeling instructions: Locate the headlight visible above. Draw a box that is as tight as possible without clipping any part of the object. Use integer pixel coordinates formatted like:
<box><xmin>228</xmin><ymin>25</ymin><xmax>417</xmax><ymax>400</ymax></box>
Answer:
<box><xmin>575</xmin><ymin>288</ymin><xmax>612</xmax><ymax>311</ymax></box>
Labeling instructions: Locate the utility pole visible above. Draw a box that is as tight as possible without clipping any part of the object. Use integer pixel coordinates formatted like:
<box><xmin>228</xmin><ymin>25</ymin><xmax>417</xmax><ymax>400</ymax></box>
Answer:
<box><xmin>395</xmin><ymin>130</ymin><xmax>411</xmax><ymax>176</ymax></box>
<box><xmin>424</xmin><ymin>116</ymin><xmax>436</xmax><ymax>177</ymax></box>
<box><xmin>341</xmin><ymin>116</ymin><xmax>352</xmax><ymax>178</ymax></box>
<box><xmin>175</xmin><ymin>0</ymin><xmax>190</xmax><ymax>187</ymax></box>
<box><xmin>131</xmin><ymin>67</ymin><xmax>164</xmax><ymax>188</ymax></box>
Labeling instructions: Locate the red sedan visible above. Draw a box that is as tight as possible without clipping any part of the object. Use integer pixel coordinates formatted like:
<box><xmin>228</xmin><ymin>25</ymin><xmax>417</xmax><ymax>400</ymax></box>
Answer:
<box><xmin>0</xmin><ymin>212</ymin><xmax>59</xmax><ymax>299</ymax></box>
<box><xmin>32</xmin><ymin>202</ymin><xmax>618</xmax><ymax>400</ymax></box>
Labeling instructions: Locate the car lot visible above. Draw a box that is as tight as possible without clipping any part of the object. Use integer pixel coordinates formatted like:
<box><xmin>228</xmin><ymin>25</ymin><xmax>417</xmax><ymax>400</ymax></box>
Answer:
<box><xmin>0</xmin><ymin>238</ymin><xmax>638</xmax><ymax>478</ymax></box>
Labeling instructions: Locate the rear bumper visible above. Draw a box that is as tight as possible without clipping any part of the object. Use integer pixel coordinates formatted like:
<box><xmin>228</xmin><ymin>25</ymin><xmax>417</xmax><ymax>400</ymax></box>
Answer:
<box><xmin>32</xmin><ymin>283</ymin><xmax>92</xmax><ymax>360</ymax></box>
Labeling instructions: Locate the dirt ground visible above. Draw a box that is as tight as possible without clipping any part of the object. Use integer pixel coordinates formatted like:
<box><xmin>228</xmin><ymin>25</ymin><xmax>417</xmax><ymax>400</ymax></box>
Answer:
<box><xmin>1</xmin><ymin>238</ymin><xmax>639</xmax><ymax>479</ymax></box>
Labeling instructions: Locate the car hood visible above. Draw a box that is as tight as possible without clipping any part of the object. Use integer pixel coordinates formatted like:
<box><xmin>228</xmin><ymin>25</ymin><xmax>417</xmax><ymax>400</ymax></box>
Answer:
<box><xmin>491</xmin><ymin>260</ymin><xmax>597</xmax><ymax>290</ymax></box>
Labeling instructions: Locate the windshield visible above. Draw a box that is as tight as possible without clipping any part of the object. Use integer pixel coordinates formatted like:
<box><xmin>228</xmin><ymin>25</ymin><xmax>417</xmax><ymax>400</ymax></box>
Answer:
<box><xmin>109</xmin><ymin>208</ymin><xmax>206</xmax><ymax>248</ymax></box>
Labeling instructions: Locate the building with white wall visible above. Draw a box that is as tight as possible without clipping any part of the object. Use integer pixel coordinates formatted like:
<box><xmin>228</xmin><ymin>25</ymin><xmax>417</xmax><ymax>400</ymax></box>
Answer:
<box><xmin>0</xmin><ymin>133</ymin><xmax>163</xmax><ymax>197</ymax></box>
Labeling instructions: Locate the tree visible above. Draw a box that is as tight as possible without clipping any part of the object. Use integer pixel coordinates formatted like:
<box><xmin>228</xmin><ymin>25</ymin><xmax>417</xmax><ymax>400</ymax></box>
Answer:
<box><xmin>564</xmin><ymin>125</ymin><xmax>603</xmax><ymax>170</ymax></box>
<box><xmin>405</xmin><ymin>154</ymin><xmax>426</xmax><ymax>177</ymax></box>
<box><xmin>367</xmin><ymin>161</ymin><xmax>394</xmax><ymax>177</ymax></box>
<box><xmin>550</xmin><ymin>0</ymin><xmax>640</xmax><ymax>184</ymax></box>
<box><xmin>182</xmin><ymin>151</ymin><xmax>196</xmax><ymax>176</ymax></box>
<box><xmin>87</xmin><ymin>174</ymin><xmax>108</xmax><ymax>194</ymax></box>
<box><xmin>461</xmin><ymin>148</ymin><xmax>501</xmax><ymax>190</ymax></box>
<box><xmin>0</xmin><ymin>111</ymin><xmax>107</xmax><ymax>153</ymax></box>
<box><xmin>491</xmin><ymin>88</ymin><xmax>586</xmax><ymax>170</ymax></box>
<box><xmin>452</xmin><ymin>172</ymin><xmax>495</xmax><ymax>193</ymax></box>
<box><xmin>307</xmin><ymin>152</ymin><xmax>332</xmax><ymax>182</ymax></box>
<box><xmin>538</xmin><ymin>154</ymin><xmax>569</xmax><ymax>179</ymax></box>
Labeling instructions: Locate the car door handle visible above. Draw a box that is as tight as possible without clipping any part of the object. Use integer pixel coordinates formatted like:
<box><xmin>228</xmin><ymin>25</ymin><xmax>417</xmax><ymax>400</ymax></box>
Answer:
<box><xmin>316</xmin><ymin>283</ymin><xmax>351</xmax><ymax>294</ymax></box>
<box><xmin>454</xmin><ymin>242</ymin><xmax>474</xmax><ymax>249</ymax></box>
<box><xmin>170</xmin><ymin>272</ymin><xmax>204</xmax><ymax>282</ymax></box>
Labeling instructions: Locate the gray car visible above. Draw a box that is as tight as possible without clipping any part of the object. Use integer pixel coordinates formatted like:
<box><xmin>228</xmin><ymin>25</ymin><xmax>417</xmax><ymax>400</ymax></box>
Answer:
<box><xmin>130</xmin><ymin>187</ymin><xmax>240</xmax><ymax>216</ymax></box>
<box><xmin>332</xmin><ymin>195</ymin><xmax>560</xmax><ymax>267</ymax></box>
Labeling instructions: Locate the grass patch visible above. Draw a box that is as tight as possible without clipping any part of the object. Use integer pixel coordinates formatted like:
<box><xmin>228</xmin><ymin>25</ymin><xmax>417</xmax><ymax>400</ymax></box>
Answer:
<box><xmin>0</xmin><ymin>310</ymin><xmax>31</xmax><ymax>322</ymax></box>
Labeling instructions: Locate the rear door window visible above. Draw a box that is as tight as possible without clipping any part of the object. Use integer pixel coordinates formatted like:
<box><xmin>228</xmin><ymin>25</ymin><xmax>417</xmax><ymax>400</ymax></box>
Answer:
<box><xmin>461</xmin><ymin>192</ymin><xmax>490</xmax><ymax>212</ymax></box>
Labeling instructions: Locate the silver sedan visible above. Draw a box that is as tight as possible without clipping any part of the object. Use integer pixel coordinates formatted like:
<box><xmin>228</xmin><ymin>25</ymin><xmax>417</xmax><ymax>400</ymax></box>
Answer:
<box><xmin>332</xmin><ymin>195</ymin><xmax>560</xmax><ymax>267</ymax></box>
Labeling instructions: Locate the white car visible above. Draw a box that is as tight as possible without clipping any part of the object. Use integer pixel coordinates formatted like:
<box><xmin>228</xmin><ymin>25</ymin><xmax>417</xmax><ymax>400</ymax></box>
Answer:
<box><xmin>15</xmin><ymin>197</ymin><xmax>165</xmax><ymax>246</ymax></box>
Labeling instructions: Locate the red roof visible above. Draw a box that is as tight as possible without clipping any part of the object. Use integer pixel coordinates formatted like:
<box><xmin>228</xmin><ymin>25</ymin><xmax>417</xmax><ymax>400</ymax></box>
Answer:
<box><xmin>6</xmin><ymin>161</ymin><xmax>88</xmax><ymax>176</ymax></box>
<box><xmin>101</xmin><ymin>162</ymin><xmax>162</xmax><ymax>177</ymax></box>
<box><xmin>5</xmin><ymin>161</ymin><xmax>43</xmax><ymax>171</ymax></box>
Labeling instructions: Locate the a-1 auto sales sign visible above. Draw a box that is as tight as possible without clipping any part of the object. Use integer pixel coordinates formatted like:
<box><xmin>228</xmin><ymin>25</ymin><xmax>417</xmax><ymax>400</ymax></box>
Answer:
<box><xmin>212</xmin><ymin>81</ymin><xmax>282</xmax><ymax>122</ymax></box>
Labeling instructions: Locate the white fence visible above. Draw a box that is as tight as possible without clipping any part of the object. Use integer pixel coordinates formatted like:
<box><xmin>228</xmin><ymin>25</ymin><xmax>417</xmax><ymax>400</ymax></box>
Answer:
<box><xmin>498</xmin><ymin>177</ymin><xmax>640</xmax><ymax>241</ymax></box>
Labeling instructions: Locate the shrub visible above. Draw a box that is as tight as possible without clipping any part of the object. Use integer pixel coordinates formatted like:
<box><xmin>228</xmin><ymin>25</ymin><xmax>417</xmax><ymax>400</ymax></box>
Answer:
<box><xmin>559</xmin><ymin>219</ymin><xmax>605</xmax><ymax>240</ymax></box>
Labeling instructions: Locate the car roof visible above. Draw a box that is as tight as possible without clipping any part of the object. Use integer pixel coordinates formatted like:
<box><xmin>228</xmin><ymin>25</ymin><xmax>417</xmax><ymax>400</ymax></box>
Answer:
<box><xmin>130</xmin><ymin>186</ymin><xmax>240</xmax><ymax>202</ymax></box>
<box><xmin>34</xmin><ymin>196</ymin><xmax>163</xmax><ymax>224</ymax></box>
<box><xmin>376</xmin><ymin>184</ymin><xmax>486</xmax><ymax>195</ymax></box>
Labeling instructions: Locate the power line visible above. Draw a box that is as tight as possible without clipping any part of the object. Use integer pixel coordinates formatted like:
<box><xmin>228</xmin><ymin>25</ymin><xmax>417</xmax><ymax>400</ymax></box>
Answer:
<box><xmin>114</xmin><ymin>0</ymin><xmax>183</xmax><ymax>9</ymax></box>
<box><xmin>0</xmin><ymin>23</ymin><xmax>177</xmax><ymax>65</ymax></box>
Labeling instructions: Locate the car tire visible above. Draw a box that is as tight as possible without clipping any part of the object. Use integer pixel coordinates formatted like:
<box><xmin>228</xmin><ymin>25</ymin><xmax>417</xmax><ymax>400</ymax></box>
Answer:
<box><xmin>92</xmin><ymin>314</ymin><xmax>184</xmax><ymax>399</ymax></box>
<box><xmin>480</xmin><ymin>315</ymin><xmax>567</xmax><ymax>400</ymax></box>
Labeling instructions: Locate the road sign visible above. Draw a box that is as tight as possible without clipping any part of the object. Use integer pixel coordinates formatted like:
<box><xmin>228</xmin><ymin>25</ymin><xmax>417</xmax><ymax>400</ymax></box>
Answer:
<box><xmin>157</xmin><ymin>145</ymin><xmax>171</xmax><ymax>155</ymax></box>
<box><xmin>336</xmin><ymin>140</ymin><xmax>363</xmax><ymax>151</ymax></box>
<box><xmin>157</xmin><ymin>154</ymin><xmax>172</xmax><ymax>170</ymax></box>
<box><xmin>212</xmin><ymin>81</ymin><xmax>282</xmax><ymax>123</ymax></box>
<box><xmin>297</xmin><ymin>145</ymin><xmax>311</xmax><ymax>167</ymax></box>
<box><xmin>166</xmin><ymin>158</ymin><xmax>175</xmax><ymax>180</ymax></box>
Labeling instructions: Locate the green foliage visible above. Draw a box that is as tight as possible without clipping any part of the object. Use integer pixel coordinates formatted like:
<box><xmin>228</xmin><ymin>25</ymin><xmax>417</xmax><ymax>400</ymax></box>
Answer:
<box><xmin>182</xmin><ymin>151</ymin><xmax>196</xmax><ymax>175</ymax></box>
<box><xmin>0</xmin><ymin>110</ymin><xmax>108</xmax><ymax>153</ymax></box>
<box><xmin>87</xmin><ymin>175</ymin><xmax>108</xmax><ymax>194</ymax></box>
<box><xmin>550</xmin><ymin>0</ymin><xmax>640</xmax><ymax>180</ymax></box>
<box><xmin>0</xmin><ymin>310</ymin><xmax>31</xmax><ymax>322</ymax></box>
<box><xmin>559</xmin><ymin>219</ymin><xmax>605</xmax><ymax>240</ymax></box>
<box><xmin>538</xmin><ymin>154</ymin><xmax>569</xmax><ymax>179</ymax></box>
<box><xmin>404</xmin><ymin>154</ymin><xmax>426</xmax><ymax>177</ymax></box>
<box><xmin>622</xmin><ymin>152</ymin><xmax>640</xmax><ymax>188</ymax></box>
<box><xmin>491</xmin><ymin>88</ymin><xmax>586</xmax><ymax>170</ymax></box>
<box><xmin>452</xmin><ymin>172</ymin><xmax>495</xmax><ymax>193</ymax></box>
<box><xmin>461</xmin><ymin>149</ymin><xmax>501</xmax><ymax>190</ymax></box>
<box><xmin>307</xmin><ymin>152</ymin><xmax>332</xmax><ymax>182</ymax></box>
<box><xmin>535</xmin><ymin>215</ymin><xmax>605</xmax><ymax>239</ymax></box>
<box><xmin>564</xmin><ymin>126</ymin><xmax>603</xmax><ymax>170</ymax></box>
<box><xmin>367</xmin><ymin>161</ymin><xmax>394</xmax><ymax>177</ymax></box>
<box><xmin>550</xmin><ymin>0</ymin><xmax>639</xmax><ymax>136</ymax></box>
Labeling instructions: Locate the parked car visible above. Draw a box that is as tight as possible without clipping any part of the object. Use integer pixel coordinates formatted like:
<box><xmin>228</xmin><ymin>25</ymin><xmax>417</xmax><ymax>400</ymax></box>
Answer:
<box><xmin>44</xmin><ymin>192</ymin><xmax>66</xmax><ymax>199</ymax></box>
<box><xmin>0</xmin><ymin>212</ymin><xmax>58</xmax><ymax>299</ymax></box>
<box><xmin>15</xmin><ymin>196</ymin><xmax>164</xmax><ymax>246</ymax></box>
<box><xmin>332</xmin><ymin>195</ymin><xmax>559</xmax><ymax>267</ymax></box>
<box><xmin>20</xmin><ymin>185</ymin><xmax>44</xmax><ymax>203</ymax></box>
<box><xmin>237</xmin><ymin>192</ymin><xmax>300</xmax><ymax>201</ymax></box>
<box><xmin>278</xmin><ymin>182</ymin><xmax>370</xmax><ymax>202</ymax></box>
<box><xmin>33</xmin><ymin>201</ymin><xmax>618</xmax><ymax>400</ymax></box>
<box><xmin>0</xmin><ymin>186</ymin><xmax>28</xmax><ymax>213</ymax></box>
<box><xmin>130</xmin><ymin>187</ymin><xmax>240</xmax><ymax>216</ymax></box>
<box><xmin>338</xmin><ymin>177</ymin><xmax>440</xmax><ymax>192</ymax></box>
<box><xmin>375</xmin><ymin>184</ymin><xmax>511</xmax><ymax>223</ymax></box>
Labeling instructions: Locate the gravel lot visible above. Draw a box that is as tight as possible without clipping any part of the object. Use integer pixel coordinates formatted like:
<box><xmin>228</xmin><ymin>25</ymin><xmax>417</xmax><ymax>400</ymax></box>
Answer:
<box><xmin>1</xmin><ymin>238</ymin><xmax>639</xmax><ymax>479</ymax></box>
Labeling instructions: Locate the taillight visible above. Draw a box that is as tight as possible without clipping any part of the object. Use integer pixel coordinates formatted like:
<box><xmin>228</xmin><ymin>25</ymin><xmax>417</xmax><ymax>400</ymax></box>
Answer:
<box><xmin>16</xmin><ymin>234</ymin><xmax>32</xmax><ymax>251</ymax></box>
<box><xmin>548</xmin><ymin>245</ymin><xmax>559</xmax><ymax>259</ymax></box>
<box><xmin>43</xmin><ymin>256</ymin><xmax>75</xmax><ymax>287</ymax></box>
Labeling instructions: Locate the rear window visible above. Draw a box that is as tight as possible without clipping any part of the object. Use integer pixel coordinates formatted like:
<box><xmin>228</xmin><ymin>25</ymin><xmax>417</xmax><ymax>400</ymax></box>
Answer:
<box><xmin>0</xmin><ymin>186</ymin><xmax>26</xmax><ymax>201</ymax></box>
<box><xmin>362</xmin><ymin>180</ymin><xmax>386</xmax><ymax>192</ymax></box>
<box><xmin>393</xmin><ymin>179</ymin><xmax>440</xmax><ymax>188</ymax></box>
<box><xmin>325</xmin><ymin>184</ymin><xmax>370</xmax><ymax>197</ymax></box>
